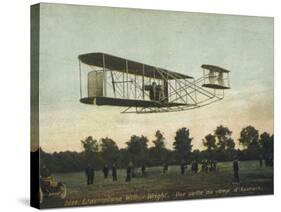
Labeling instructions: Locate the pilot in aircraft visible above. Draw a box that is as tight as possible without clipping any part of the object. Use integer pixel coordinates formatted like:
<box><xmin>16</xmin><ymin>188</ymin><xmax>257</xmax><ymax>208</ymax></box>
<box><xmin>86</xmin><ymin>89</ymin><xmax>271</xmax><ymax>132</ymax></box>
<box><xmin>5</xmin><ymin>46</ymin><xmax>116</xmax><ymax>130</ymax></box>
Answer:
<box><xmin>150</xmin><ymin>82</ymin><xmax>157</xmax><ymax>100</ymax></box>
<box><xmin>146</xmin><ymin>82</ymin><xmax>165</xmax><ymax>101</ymax></box>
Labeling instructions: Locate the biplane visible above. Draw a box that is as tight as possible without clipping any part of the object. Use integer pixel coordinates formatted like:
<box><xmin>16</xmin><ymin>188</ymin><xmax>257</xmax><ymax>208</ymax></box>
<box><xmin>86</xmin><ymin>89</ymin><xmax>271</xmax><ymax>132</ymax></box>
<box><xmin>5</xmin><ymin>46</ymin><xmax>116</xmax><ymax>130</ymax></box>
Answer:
<box><xmin>78</xmin><ymin>52</ymin><xmax>230</xmax><ymax>113</ymax></box>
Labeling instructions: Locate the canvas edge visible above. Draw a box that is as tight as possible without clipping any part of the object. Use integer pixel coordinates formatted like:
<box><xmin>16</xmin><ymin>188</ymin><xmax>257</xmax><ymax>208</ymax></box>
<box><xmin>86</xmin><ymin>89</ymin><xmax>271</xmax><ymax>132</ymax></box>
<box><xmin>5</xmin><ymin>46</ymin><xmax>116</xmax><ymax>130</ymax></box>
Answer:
<box><xmin>30</xmin><ymin>3</ymin><xmax>40</xmax><ymax>209</ymax></box>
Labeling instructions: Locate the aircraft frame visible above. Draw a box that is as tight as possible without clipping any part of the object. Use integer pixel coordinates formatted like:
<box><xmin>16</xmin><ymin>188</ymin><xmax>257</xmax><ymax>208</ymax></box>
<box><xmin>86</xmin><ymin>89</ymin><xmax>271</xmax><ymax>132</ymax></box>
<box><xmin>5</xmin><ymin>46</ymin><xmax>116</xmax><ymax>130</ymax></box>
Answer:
<box><xmin>78</xmin><ymin>53</ymin><xmax>230</xmax><ymax>114</ymax></box>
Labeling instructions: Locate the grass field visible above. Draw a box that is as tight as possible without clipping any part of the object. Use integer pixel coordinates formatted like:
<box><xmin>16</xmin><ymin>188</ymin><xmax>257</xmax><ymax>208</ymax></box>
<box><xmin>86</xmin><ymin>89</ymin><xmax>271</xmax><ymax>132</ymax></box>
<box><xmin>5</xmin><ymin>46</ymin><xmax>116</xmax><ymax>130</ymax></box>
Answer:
<box><xmin>43</xmin><ymin>160</ymin><xmax>273</xmax><ymax>208</ymax></box>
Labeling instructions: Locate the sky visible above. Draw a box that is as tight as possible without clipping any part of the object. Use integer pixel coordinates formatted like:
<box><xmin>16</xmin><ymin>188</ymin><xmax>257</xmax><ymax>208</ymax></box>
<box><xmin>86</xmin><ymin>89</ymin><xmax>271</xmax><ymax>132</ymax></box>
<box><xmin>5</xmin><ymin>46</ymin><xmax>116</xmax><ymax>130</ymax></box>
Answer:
<box><xmin>36</xmin><ymin>3</ymin><xmax>274</xmax><ymax>153</ymax></box>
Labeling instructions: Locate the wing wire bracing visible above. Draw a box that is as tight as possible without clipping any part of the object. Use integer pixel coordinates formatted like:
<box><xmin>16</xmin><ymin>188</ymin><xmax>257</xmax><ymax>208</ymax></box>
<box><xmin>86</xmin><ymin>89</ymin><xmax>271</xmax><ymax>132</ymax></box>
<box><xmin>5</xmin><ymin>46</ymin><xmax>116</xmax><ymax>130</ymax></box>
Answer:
<box><xmin>121</xmin><ymin>69</ymin><xmax>225</xmax><ymax>114</ymax></box>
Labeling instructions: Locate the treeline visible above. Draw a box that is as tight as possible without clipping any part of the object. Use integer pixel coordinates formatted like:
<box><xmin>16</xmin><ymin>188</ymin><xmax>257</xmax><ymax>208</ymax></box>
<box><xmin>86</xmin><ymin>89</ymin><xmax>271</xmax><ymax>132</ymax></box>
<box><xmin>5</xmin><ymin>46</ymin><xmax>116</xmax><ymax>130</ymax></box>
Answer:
<box><xmin>40</xmin><ymin>125</ymin><xmax>273</xmax><ymax>173</ymax></box>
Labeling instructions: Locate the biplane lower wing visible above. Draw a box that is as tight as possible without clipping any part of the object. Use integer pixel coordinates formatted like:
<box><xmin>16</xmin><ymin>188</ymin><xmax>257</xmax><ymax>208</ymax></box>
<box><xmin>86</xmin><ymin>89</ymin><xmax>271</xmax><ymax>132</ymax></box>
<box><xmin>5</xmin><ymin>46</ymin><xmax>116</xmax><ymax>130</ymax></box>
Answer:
<box><xmin>202</xmin><ymin>84</ymin><xmax>230</xmax><ymax>89</ymax></box>
<box><xmin>80</xmin><ymin>96</ymin><xmax>192</xmax><ymax>108</ymax></box>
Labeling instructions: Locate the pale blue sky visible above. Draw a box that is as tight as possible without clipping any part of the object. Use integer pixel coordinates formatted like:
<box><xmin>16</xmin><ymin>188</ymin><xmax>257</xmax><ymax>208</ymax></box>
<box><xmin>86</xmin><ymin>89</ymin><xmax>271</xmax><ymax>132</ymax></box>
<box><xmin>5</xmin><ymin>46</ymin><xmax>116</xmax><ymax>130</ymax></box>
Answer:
<box><xmin>38</xmin><ymin>3</ymin><xmax>274</xmax><ymax>152</ymax></box>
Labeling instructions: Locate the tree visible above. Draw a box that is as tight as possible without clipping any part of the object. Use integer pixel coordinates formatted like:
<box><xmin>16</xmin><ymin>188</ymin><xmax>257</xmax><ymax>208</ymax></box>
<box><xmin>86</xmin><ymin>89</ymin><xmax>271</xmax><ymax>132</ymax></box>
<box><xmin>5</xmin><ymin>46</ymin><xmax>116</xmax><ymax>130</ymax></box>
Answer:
<box><xmin>152</xmin><ymin>130</ymin><xmax>165</xmax><ymax>149</ymax></box>
<box><xmin>81</xmin><ymin>136</ymin><xmax>99</xmax><ymax>153</ymax></box>
<box><xmin>100</xmin><ymin>137</ymin><xmax>119</xmax><ymax>165</ymax></box>
<box><xmin>259</xmin><ymin>132</ymin><xmax>273</xmax><ymax>161</ymax></box>
<box><xmin>239</xmin><ymin>126</ymin><xmax>261</xmax><ymax>159</ymax></box>
<box><xmin>126</xmin><ymin>135</ymin><xmax>149</xmax><ymax>166</ymax></box>
<box><xmin>150</xmin><ymin>130</ymin><xmax>167</xmax><ymax>165</ymax></box>
<box><xmin>214</xmin><ymin>125</ymin><xmax>235</xmax><ymax>151</ymax></box>
<box><xmin>81</xmin><ymin>136</ymin><xmax>99</xmax><ymax>166</ymax></box>
<box><xmin>173</xmin><ymin>127</ymin><xmax>193</xmax><ymax>161</ymax></box>
<box><xmin>202</xmin><ymin>134</ymin><xmax>217</xmax><ymax>151</ymax></box>
<box><xmin>239</xmin><ymin>126</ymin><xmax>259</xmax><ymax>149</ymax></box>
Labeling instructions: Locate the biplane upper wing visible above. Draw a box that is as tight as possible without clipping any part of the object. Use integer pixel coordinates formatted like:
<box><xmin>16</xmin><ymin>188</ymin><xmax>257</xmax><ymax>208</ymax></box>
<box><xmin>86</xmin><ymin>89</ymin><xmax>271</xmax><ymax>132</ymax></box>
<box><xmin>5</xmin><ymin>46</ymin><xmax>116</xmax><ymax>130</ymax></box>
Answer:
<box><xmin>201</xmin><ymin>64</ymin><xmax>230</xmax><ymax>73</ymax></box>
<box><xmin>78</xmin><ymin>52</ymin><xmax>193</xmax><ymax>80</ymax></box>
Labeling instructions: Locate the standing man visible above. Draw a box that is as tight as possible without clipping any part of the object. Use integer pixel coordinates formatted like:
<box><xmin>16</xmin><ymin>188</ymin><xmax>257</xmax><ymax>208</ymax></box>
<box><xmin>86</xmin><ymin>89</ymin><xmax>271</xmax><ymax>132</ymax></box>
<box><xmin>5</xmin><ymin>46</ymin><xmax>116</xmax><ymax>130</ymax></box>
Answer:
<box><xmin>213</xmin><ymin>160</ymin><xmax>217</xmax><ymax>171</ymax></box>
<box><xmin>259</xmin><ymin>156</ymin><xmax>263</xmax><ymax>168</ymax></box>
<box><xmin>233</xmin><ymin>160</ymin><xmax>240</xmax><ymax>183</ymax></box>
<box><xmin>141</xmin><ymin>164</ymin><xmax>146</xmax><ymax>176</ymax></box>
<box><xmin>112</xmin><ymin>164</ymin><xmax>117</xmax><ymax>181</ymax></box>
<box><xmin>163</xmin><ymin>162</ymin><xmax>168</xmax><ymax>174</ymax></box>
<box><xmin>126</xmin><ymin>162</ymin><xmax>133</xmax><ymax>182</ymax></box>
<box><xmin>103</xmin><ymin>164</ymin><xmax>109</xmax><ymax>179</ymax></box>
<box><xmin>195</xmin><ymin>161</ymin><xmax>198</xmax><ymax>173</ymax></box>
<box><xmin>180</xmin><ymin>160</ymin><xmax>186</xmax><ymax>175</ymax></box>
<box><xmin>201</xmin><ymin>160</ymin><xmax>206</xmax><ymax>173</ymax></box>
<box><xmin>85</xmin><ymin>164</ymin><xmax>94</xmax><ymax>185</ymax></box>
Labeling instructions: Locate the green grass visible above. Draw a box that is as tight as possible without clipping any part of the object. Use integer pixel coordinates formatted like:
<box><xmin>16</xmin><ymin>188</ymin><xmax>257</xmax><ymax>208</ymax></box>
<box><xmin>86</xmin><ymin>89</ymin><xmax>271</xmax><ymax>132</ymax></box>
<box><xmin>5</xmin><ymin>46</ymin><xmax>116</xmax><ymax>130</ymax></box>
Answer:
<box><xmin>47</xmin><ymin>160</ymin><xmax>273</xmax><ymax>207</ymax></box>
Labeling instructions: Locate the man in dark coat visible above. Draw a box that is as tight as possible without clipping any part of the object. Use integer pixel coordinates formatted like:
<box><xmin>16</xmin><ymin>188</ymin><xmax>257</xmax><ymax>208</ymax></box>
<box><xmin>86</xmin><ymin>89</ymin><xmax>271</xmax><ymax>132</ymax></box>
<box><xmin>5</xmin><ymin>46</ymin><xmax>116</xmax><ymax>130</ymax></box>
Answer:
<box><xmin>112</xmin><ymin>164</ymin><xmax>117</xmax><ymax>181</ymax></box>
<box><xmin>126</xmin><ymin>162</ymin><xmax>133</xmax><ymax>182</ymax></box>
<box><xmin>194</xmin><ymin>161</ymin><xmax>198</xmax><ymax>173</ymax></box>
<box><xmin>103</xmin><ymin>164</ymin><xmax>109</xmax><ymax>179</ymax></box>
<box><xmin>141</xmin><ymin>164</ymin><xmax>146</xmax><ymax>176</ymax></box>
<box><xmin>163</xmin><ymin>163</ymin><xmax>168</xmax><ymax>174</ymax></box>
<box><xmin>213</xmin><ymin>160</ymin><xmax>217</xmax><ymax>171</ymax></box>
<box><xmin>233</xmin><ymin>160</ymin><xmax>240</xmax><ymax>183</ymax></box>
<box><xmin>180</xmin><ymin>160</ymin><xmax>186</xmax><ymax>175</ymax></box>
<box><xmin>191</xmin><ymin>161</ymin><xmax>194</xmax><ymax>173</ymax></box>
<box><xmin>259</xmin><ymin>156</ymin><xmax>263</xmax><ymax>168</ymax></box>
<box><xmin>85</xmin><ymin>164</ymin><xmax>94</xmax><ymax>185</ymax></box>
